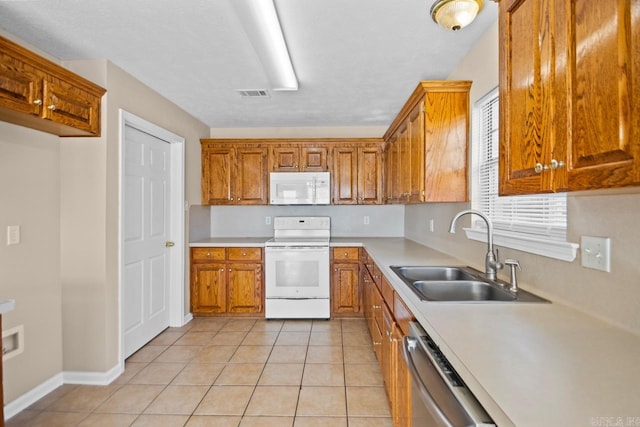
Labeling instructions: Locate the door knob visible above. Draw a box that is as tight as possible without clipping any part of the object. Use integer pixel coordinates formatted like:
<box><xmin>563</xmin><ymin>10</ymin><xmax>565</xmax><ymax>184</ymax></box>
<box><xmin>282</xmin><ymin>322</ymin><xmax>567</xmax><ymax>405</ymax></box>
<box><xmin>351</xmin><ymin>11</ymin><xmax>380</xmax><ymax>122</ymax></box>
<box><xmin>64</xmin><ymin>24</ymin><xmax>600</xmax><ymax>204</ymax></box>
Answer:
<box><xmin>165</xmin><ymin>241</ymin><xmax>175</xmax><ymax>247</ymax></box>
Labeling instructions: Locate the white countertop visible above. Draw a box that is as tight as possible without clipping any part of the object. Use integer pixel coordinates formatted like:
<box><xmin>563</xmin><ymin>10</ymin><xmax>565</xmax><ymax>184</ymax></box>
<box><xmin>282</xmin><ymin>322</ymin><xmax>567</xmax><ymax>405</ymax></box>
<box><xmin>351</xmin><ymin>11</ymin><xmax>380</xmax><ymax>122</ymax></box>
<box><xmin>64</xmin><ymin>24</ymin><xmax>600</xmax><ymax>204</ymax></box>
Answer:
<box><xmin>190</xmin><ymin>236</ymin><xmax>640</xmax><ymax>425</ymax></box>
<box><xmin>0</xmin><ymin>299</ymin><xmax>15</xmax><ymax>315</ymax></box>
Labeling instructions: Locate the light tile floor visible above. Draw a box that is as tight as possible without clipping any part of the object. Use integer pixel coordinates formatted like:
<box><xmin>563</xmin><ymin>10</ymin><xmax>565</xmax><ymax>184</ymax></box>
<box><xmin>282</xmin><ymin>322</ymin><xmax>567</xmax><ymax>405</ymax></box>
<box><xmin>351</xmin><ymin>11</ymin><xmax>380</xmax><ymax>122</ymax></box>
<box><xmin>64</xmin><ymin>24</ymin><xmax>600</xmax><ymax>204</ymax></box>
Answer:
<box><xmin>7</xmin><ymin>318</ymin><xmax>392</xmax><ymax>427</ymax></box>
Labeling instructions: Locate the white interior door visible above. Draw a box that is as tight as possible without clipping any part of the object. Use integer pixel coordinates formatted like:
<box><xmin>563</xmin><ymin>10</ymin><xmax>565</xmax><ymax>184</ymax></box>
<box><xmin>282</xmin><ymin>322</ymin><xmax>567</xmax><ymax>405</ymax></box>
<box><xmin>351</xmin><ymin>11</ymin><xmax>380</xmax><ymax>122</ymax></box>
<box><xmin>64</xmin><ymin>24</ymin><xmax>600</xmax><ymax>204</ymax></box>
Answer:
<box><xmin>123</xmin><ymin>125</ymin><xmax>172</xmax><ymax>358</ymax></box>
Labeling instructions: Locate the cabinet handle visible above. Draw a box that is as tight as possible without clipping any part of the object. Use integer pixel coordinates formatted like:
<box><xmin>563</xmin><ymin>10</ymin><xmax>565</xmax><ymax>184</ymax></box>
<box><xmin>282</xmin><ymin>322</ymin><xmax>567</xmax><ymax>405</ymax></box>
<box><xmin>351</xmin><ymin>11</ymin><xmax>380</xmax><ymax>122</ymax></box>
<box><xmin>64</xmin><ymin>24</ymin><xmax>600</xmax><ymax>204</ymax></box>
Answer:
<box><xmin>550</xmin><ymin>159</ymin><xmax>565</xmax><ymax>170</ymax></box>
<box><xmin>47</xmin><ymin>104</ymin><xmax>56</xmax><ymax>111</ymax></box>
<box><xmin>33</xmin><ymin>99</ymin><xmax>43</xmax><ymax>105</ymax></box>
<box><xmin>535</xmin><ymin>160</ymin><xmax>565</xmax><ymax>174</ymax></box>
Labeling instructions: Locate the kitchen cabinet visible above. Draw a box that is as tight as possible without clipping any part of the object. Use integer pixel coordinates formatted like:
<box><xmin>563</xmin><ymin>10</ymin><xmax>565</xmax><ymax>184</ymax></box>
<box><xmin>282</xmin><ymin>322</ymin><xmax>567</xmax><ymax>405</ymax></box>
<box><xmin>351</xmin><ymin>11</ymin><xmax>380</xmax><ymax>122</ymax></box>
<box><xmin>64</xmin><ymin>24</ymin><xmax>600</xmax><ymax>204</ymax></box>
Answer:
<box><xmin>384</xmin><ymin>80</ymin><xmax>471</xmax><ymax>203</ymax></box>
<box><xmin>270</xmin><ymin>144</ymin><xmax>328</xmax><ymax>172</ymax></box>
<box><xmin>0</xmin><ymin>35</ymin><xmax>105</xmax><ymax>137</ymax></box>
<box><xmin>190</xmin><ymin>247</ymin><xmax>263</xmax><ymax>316</ymax></box>
<box><xmin>330</xmin><ymin>247</ymin><xmax>361</xmax><ymax>317</ymax></box>
<box><xmin>201</xmin><ymin>142</ymin><xmax>268</xmax><ymax>205</ymax></box>
<box><xmin>499</xmin><ymin>0</ymin><xmax>640</xmax><ymax>194</ymax></box>
<box><xmin>332</xmin><ymin>144</ymin><xmax>383</xmax><ymax>204</ymax></box>
<box><xmin>362</xmin><ymin>250</ymin><xmax>414</xmax><ymax>427</ymax></box>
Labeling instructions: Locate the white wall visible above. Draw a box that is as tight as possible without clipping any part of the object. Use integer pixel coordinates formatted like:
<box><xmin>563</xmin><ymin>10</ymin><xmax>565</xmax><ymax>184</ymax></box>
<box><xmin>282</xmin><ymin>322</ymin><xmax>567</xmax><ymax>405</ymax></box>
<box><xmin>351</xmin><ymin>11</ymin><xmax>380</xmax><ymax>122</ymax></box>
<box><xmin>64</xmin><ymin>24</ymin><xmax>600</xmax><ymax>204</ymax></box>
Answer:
<box><xmin>405</xmin><ymin>21</ymin><xmax>640</xmax><ymax>336</ymax></box>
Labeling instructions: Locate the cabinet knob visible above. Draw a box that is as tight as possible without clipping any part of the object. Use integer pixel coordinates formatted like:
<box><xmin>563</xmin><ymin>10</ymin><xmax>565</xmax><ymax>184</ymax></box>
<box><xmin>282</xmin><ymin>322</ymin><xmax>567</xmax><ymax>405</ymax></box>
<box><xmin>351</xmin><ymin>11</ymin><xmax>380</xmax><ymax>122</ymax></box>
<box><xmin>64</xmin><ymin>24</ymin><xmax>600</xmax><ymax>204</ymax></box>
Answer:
<box><xmin>549</xmin><ymin>159</ymin><xmax>565</xmax><ymax>170</ymax></box>
<box><xmin>33</xmin><ymin>99</ymin><xmax>43</xmax><ymax>105</ymax></box>
<box><xmin>220</xmin><ymin>268</ymin><xmax>224</xmax><ymax>272</ymax></box>
<box><xmin>47</xmin><ymin>104</ymin><xmax>56</xmax><ymax>111</ymax></box>
<box><xmin>242</xmin><ymin>252</ymin><xmax>247</xmax><ymax>256</ymax></box>
<box><xmin>206</xmin><ymin>252</ymin><xmax>211</xmax><ymax>257</ymax></box>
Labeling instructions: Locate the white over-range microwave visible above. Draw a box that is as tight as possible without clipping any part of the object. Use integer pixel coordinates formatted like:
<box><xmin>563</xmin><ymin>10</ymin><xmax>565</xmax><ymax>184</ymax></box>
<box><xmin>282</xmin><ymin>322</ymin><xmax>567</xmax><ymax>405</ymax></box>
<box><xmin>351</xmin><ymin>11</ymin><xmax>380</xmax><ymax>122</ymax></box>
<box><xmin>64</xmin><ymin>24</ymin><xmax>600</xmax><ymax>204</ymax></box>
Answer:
<box><xmin>269</xmin><ymin>172</ymin><xmax>331</xmax><ymax>205</ymax></box>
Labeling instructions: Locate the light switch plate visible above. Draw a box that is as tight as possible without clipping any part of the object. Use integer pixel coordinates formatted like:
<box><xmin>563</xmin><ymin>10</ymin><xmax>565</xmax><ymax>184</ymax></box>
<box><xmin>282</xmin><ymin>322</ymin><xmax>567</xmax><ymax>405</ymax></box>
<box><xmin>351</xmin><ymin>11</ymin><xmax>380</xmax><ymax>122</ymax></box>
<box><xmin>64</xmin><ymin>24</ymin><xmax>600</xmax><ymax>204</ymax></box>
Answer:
<box><xmin>581</xmin><ymin>236</ymin><xmax>611</xmax><ymax>272</ymax></box>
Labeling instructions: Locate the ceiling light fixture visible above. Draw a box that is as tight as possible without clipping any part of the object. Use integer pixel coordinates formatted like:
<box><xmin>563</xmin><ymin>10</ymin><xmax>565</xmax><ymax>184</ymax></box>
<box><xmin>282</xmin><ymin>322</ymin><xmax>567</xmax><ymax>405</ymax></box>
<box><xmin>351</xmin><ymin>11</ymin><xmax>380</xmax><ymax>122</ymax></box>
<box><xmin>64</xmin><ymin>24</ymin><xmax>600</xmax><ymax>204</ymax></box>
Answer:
<box><xmin>232</xmin><ymin>0</ymin><xmax>298</xmax><ymax>91</ymax></box>
<box><xmin>430</xmin><ymin>0</ymin><xmax>484</xmax><ymax>31</ymax></box>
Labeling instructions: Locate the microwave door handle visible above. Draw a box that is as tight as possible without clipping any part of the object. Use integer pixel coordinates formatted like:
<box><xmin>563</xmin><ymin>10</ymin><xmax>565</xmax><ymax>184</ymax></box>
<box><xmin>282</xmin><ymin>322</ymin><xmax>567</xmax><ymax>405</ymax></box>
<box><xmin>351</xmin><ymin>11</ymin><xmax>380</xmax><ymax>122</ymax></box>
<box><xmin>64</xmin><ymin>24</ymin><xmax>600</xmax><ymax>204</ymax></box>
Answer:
<box><xmin>402</xmin><ymin>336</ymin><xmax>456</xmax><ymax>427</ymax></box>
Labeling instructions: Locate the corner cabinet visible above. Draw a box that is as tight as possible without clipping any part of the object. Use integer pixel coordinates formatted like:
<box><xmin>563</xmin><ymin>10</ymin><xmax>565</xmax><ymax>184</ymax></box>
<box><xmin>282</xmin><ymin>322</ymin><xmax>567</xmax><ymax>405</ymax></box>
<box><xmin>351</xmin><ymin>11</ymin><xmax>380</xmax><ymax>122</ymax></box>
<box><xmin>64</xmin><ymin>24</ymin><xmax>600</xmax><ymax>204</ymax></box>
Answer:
<box><xmin>201</xmin><ymin>141</ymin><xmax>268</xmax><ymax>205</ymax></box>
<box><xmin>0</xmin><ymin>35</ymin><xmax>105</xmax><ymax>137</ymax></box>
<box><xmin>384</xmin><ymin>81</ymin><xmax>471</xmax><ymax>203</ymax></box>
<box><xmin>190</xmin><ymin>247</ymin><xmax>263</xmax><ymax>316</ymax></box>
<box><xmin>499</xmin><ymin>0</ymin><xmax>640</xmax><ymax>194</ymax></box>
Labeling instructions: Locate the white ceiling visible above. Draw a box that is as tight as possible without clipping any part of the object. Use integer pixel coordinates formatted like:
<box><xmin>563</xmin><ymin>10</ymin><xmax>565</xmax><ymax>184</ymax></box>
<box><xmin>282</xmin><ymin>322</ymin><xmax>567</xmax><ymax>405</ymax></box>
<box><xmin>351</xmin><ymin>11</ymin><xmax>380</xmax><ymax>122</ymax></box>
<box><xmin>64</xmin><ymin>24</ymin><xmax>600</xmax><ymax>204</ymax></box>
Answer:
<box><xmin>0</xmin><ymin>0</ymin><xmax>498</xmax><ymax>129</ymax></box>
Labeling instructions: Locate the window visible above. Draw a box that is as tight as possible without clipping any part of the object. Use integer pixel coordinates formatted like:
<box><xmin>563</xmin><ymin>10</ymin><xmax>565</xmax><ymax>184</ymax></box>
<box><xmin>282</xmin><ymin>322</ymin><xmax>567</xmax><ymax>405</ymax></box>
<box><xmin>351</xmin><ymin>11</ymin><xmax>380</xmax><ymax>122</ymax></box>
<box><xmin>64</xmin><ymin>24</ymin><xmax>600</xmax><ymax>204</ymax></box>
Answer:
<box><xmin>467</xmin><ymin>88</ymin><xmax>578</xmax><ymax>261</ymax></box>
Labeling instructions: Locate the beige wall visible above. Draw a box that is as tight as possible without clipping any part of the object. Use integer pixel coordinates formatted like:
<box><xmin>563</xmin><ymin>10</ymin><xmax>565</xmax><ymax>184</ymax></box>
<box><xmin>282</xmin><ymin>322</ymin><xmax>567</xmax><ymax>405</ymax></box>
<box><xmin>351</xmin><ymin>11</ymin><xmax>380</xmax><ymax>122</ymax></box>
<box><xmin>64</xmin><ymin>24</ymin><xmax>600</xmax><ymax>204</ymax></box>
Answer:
<box><xmin>0</xmin><ymin>123</ymin><xmax>63</xmax><ymax>402</ymax></box>
<box><xmin>59</xmin><ymin>59</ymin><xmax>210</xmax><ymax>372</ymax></box>
<box><xmin>1</xmin><ymin>31</ymin><xmax>209</xmax><ymax>405</ymax></box>
<box><xmin>405</xmin><ymin>21</ymin><xmax>640</xmax><ymax>336</ymax></box>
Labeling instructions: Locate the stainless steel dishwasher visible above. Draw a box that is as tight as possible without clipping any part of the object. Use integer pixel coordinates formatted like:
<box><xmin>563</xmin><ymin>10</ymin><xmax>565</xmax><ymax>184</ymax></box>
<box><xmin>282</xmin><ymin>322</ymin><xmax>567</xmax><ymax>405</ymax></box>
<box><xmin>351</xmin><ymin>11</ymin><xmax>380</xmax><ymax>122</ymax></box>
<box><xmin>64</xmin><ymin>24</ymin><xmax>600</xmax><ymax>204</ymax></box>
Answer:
<box><xmin>403</xmin><ymin>321</ymin><xmax>496</xmax><ymax>427</ymax></box>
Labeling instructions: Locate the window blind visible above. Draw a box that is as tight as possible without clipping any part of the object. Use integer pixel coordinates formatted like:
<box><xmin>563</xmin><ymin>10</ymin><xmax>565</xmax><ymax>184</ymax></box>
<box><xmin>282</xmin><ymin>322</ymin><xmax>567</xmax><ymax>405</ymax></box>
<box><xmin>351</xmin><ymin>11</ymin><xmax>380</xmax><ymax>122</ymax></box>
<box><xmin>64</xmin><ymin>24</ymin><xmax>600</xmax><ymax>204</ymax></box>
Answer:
<box><xmin>474</xmin><ymin>88</ymin><xmax>567</xmax><ymax>241</ymax></box>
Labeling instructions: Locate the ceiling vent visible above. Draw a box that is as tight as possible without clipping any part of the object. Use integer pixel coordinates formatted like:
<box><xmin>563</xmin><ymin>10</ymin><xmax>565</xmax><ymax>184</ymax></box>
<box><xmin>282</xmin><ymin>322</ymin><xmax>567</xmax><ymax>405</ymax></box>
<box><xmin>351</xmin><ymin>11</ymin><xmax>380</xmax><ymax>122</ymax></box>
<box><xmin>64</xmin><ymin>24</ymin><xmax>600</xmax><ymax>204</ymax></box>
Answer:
<box><xmin>236</xmin><ymin>89</ymin><xmax>270</xmax><ymax>98</ymax></box>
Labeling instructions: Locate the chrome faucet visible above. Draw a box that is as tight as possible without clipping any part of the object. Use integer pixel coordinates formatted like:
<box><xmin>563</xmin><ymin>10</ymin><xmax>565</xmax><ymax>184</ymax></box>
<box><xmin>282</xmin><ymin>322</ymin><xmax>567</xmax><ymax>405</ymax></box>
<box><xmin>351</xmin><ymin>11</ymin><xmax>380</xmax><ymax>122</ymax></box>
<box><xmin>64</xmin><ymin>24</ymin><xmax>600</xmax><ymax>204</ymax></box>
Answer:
<box><xmin>448</xmin><ymin>209</ymin><xmax>503</xmax><ymax>281</ymax></box>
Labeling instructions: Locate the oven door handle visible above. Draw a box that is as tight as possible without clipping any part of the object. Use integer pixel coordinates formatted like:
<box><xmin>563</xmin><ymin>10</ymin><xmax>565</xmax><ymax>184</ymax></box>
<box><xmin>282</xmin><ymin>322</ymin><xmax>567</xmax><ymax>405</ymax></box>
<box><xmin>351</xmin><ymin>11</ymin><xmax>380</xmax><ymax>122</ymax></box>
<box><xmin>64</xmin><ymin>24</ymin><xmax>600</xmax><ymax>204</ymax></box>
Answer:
<box><xmin>402</xmin><ymin>336</ymin><xmax>456</xmax><ymax>427</ymax></box>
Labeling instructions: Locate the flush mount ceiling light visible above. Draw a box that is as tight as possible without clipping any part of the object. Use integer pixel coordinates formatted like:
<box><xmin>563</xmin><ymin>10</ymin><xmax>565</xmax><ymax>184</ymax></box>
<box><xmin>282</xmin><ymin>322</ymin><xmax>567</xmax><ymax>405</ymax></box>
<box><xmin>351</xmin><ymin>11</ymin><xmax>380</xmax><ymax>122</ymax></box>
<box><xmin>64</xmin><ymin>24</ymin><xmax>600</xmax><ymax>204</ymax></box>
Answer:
<box><xmin>430</xmin><ymin>0</ymin><xmax>484</xmax><ymax>31</ymax></box>
<box><xmin>232</xmin><ymin>0</ymin><xmax>298</xmax><ymax>91</ymax></box>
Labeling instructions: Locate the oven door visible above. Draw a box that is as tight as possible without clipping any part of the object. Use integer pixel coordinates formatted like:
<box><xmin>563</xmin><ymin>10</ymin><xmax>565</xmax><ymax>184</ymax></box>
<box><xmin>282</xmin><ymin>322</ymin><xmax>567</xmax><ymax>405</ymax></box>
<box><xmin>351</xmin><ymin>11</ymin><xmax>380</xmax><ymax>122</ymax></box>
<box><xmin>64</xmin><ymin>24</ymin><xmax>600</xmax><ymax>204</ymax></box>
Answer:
<box><xmin>265</xmin><ymin>246</ymin><xmax>330</xmax><ymax>299</ymax></box>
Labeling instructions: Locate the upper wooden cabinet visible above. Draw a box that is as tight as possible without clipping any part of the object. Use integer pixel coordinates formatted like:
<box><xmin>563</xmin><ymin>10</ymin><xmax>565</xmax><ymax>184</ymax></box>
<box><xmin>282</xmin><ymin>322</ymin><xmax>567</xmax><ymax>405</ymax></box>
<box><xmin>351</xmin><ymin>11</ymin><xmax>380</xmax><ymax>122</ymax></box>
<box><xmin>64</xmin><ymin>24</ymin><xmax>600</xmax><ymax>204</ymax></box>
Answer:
<box><xmin>201</xmin><ymin>141</ymin><xmax>268</xmax><ymax>205</ymax></box>
<box><xmin>499</xmin><ymin>0</ymin><xmax>640</xmax><ymax>194</ymax></box>
<box><xmin>332</xmin><ymin>143</ymin><xmax>384</xmax><ymax>205</ymax></box>
<box><xmin>0</xmin><ymin>35</ymin><xmax>105</xmax><ymax>137</ymax></box>
<box><xmin>384</xmin><ymin>80</ymin><xmax>471</xmax><ymax>203</ymax></box>
<box><xmin>270</xmin><ymin>144</ymin><xmax>328</xmax><ymax>172</ymax></box>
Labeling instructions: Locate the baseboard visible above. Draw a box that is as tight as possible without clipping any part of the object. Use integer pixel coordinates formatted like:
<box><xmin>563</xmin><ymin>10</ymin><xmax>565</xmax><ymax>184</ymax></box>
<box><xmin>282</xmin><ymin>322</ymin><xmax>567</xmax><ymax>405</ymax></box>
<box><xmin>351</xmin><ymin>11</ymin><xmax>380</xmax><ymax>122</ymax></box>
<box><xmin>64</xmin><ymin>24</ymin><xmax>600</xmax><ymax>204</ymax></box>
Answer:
<box><xmin>4</xmin><ymin>373</ymin><xmax>63</xmax><ymax>420</ymax></box>
<box><xmin>63</xmin><ymin>362</ymin><xmax>124</xmax><ymax>385</ymax></box>
<box><xmin>4</xmin><ymin>363</ymin><xmax>124</xmax><ymax>421</ymax></box>
<box><xmin>182</xmin><ymin>312</ymin><xmax>193</xmax><ymax>326</ymax></box>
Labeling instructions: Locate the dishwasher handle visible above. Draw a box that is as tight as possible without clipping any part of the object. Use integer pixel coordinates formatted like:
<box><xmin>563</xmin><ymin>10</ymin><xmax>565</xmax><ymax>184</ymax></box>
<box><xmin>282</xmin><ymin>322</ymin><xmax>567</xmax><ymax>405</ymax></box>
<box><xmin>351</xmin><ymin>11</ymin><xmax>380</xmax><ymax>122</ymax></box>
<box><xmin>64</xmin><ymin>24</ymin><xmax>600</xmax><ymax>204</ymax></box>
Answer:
<box><xmin>402</xmin><ymin>335</ymin><xmax>456</xmax><ymax>427</ymax></box>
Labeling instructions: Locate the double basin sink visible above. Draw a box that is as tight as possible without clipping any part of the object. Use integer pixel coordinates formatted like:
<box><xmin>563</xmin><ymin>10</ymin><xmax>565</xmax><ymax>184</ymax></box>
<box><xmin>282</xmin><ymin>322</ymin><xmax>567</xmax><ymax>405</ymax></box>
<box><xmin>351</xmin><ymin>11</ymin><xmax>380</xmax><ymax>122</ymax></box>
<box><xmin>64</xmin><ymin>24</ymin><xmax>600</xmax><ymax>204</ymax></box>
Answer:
<box><xmin>390</xmin><ymin>266</ymin><xmax>548</xmax><ymax>303</ymax></box>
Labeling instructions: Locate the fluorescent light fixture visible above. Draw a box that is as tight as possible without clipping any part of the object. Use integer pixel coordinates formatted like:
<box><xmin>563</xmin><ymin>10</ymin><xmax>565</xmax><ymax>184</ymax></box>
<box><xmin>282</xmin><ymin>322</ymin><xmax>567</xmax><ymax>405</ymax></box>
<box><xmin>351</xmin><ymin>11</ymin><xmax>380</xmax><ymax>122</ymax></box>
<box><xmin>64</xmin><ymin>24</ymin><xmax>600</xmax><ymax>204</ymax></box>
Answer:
<box><xmin>232</xmin><ymin>0</ymin><xmax>298</xmax><ymax>91</ymax></box>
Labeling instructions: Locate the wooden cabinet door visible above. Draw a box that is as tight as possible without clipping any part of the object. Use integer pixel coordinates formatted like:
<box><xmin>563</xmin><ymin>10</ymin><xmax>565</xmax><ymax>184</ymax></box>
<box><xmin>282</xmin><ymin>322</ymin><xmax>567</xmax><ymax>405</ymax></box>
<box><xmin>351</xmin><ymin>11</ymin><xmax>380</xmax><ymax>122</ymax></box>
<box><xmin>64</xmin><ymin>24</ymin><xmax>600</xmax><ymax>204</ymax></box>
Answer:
<box><xmin>393</xmin><ymin>324</ymin><xmax>411</xmax><ymax>427</ymax></box>
<box><xmin>358</xmin><ymin>146</ymin><xmax>383</xmax><ymax>204</ymax></box>
<box><xmin>331</xmin><ymin>262</ymin><xmax>361</xmax><ymax>316</ymax></box>
<box><xmin>201</xmin><ymin>147</ymin><xmax>234</xmax><ymax>205</ymax></box>
<box><xmin>191</xmin><ymin>262</ymin><xmax>227</xmax><ymax>314</ymax></box>
<box><xmin>424</xmin><ymin>87</ymin><xmax>469</xmax><ymax>202</ymax></box>
<box><xmin>559</xmin><ymin>0</ymin><xmax>640</xmax><ymax>190</ymax></box>
<box><xmin>332</xmin><ymin>147</ymin><xmax>358</xmax><ymax>204</ymax></box>
<box><xmin>271</xmin><ymin>146</ymin><xmax>300</xmax><ymax>172</ymax></box>
<box><xmin>408</xmin><ymin>102</ymin><xmax>425</xmax><ymax>203</ymax></box>
<box><xmin>397</xmin><ymin>125</ymin><xmax>411</xmax><ymax>202</ymax></box>
<box><xmin>499</xmin><ymin>0</ymin><xmax>557</xmax><ymax>195</ymax></box>
<box><xmin>227</xmin><ymin>263</ymin><xmax>263</xmax><ymax>313</ymax></box>
<box><xmin>301</xmin><ymin>146</ymin><xmax>328</xmax><ymax>171</ymax></box>
<box><xmin>0</xmin><ymin>51</ymin><xmax>43</xmax><ymax>115</ymax></box>
<box><xmin>42</xmin><ymin>76</ymin><xmax>101</xmax><ymax>135</ymax></box>
<box><xmin>236</xmin><ymin>147</ymin><xmax>268</xmax><ymax>204</ymax></box>
<box><xmin>381</xmin><ymin>303</ymin><xmax>394</xmax><ymax>396</ymax></box>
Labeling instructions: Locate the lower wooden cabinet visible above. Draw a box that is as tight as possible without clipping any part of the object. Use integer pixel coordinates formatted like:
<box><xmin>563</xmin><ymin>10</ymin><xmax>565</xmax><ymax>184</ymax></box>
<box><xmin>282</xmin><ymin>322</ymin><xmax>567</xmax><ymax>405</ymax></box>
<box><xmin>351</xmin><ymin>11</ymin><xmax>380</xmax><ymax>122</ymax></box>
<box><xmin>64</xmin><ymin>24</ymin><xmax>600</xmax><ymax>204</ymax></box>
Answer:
<box><xmin>190</xmin><ymin>247</ymin><xmax>263</xmax><ymax>316</ymax></box>
<box><xmin>330</xmin><ymin>247</ymin><xmax>362</xmax><ymax>317</ymax></box>
<box><xmin>362</xmin><ymin>249</ymin><xmax>413</xmax><ymax>427</ymax></box>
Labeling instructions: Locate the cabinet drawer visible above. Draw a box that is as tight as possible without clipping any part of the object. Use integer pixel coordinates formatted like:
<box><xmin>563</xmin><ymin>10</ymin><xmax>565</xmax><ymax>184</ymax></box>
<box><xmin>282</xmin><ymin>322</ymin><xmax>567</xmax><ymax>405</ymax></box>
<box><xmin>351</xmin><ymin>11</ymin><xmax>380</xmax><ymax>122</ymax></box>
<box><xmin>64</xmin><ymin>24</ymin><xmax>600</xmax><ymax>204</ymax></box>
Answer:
<box><xmin>381</xmin><ymin>276</ymin><xmax>395</xmax><ymax>308</ymax></box>
<box><xmin>228</xmin><ymin>247</ymin><xmax>262</xmax><ymax>261</ymax></box>
<box><xmin>192</xmin><ymin>247</ymin><xmax>226</xmax><ymax>261</ymax></box>
<box><xmin>332</xmin><ymin>247</ymin><xmax>360</xmax><ymax>261</ymax></box>
<box><xmin>393</xmin><ymin>293</ymin><xmax>415</xmax><ymax>336</ymax></box>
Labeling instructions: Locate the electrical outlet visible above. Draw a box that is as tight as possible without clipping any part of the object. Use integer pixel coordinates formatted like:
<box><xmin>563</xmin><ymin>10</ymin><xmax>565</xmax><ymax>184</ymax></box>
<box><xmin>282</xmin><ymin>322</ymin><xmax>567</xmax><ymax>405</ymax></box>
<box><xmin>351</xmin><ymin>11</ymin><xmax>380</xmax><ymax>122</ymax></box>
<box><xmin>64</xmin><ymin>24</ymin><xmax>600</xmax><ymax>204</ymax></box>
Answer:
<box><xmin>7</xmin><ymin>225</ymin><xmax>20</xmax><ymax>245</ymax></box>
<box><xmin>429</xmin><ymin>219</ymin><xmax>435</xmax><ymax>233</ymax></box>
<box><xmin>265</xmin><ymin>216</ymin><xmax>272</xmax><ymax>225</ymax></box>
<box><xmin>581</xmin><ymin>236</ymin><xmax>611</xmax><ymax>272</ymax></box>
<box><xmin>364</xmin><ymin>216</ymin><xmax>370</xmax><ymax>225</ymax></box>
